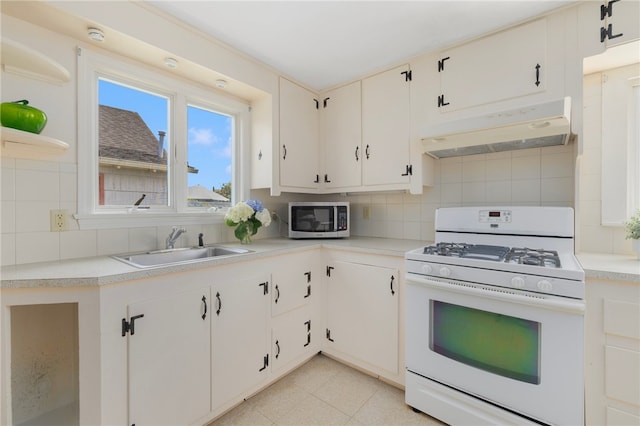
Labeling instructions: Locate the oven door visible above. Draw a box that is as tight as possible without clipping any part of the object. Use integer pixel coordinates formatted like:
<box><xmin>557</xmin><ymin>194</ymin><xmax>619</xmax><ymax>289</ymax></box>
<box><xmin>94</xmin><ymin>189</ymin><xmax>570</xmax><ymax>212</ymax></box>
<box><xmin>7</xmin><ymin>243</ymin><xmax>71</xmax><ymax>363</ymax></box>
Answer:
<box><xmin>406</xmin><ymin>273</ymin><xmax>584</xmax><ymax>425</ymax></box>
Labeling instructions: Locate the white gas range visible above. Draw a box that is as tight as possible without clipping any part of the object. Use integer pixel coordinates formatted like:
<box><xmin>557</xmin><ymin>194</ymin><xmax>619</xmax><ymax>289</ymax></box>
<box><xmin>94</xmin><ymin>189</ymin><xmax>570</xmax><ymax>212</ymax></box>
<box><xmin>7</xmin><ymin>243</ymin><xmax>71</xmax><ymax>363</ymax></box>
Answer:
<box><xmin>405</xmin><ymin>206</ymin><xmax>585</xmax><ymax>426</ymax></box>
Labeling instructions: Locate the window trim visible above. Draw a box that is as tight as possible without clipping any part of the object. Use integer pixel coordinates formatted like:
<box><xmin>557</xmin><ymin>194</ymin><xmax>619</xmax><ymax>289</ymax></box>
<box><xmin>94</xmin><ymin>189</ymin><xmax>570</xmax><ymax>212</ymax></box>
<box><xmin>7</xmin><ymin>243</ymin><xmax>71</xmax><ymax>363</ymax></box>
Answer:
<box><xmin>75</xmin><ymin>46</ymin><xmax>250</xmax><ymax>229</ymax></box>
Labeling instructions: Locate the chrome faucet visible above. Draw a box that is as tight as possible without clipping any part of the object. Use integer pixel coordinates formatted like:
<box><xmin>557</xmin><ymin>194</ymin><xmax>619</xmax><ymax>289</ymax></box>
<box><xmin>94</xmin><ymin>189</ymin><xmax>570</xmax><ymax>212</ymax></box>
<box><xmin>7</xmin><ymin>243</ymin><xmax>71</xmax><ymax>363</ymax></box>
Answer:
<box><xmin>166</xmin><ymin>226</ymin><xmax>186</xmax><ymax>249</ymax></box>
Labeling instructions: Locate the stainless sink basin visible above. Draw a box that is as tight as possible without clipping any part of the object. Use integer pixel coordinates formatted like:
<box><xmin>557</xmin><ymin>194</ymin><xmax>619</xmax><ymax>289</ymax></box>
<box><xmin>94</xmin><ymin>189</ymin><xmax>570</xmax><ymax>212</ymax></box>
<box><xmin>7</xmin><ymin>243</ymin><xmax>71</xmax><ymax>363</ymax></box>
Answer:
<box><xmin>113</xmin><ymin>246</ymin><xmax>251</xmax><ymax>268</ymax></box>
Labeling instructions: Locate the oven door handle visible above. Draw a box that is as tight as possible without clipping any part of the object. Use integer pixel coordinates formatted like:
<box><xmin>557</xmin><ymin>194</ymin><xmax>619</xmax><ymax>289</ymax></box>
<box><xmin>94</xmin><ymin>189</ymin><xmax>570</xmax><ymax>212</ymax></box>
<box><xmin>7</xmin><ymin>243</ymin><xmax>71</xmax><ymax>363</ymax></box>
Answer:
<box><xmin>406</xmin><ymin>273</ymin><xmax>585</xmax><ymax>315</ymax></box>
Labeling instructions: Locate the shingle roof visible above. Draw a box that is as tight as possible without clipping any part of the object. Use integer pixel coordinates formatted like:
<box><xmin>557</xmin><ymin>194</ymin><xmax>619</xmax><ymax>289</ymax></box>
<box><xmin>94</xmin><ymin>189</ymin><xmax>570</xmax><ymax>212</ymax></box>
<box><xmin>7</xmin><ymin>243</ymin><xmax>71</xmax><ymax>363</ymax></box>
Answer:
<box><xmin>99</xmin><ymin>105</ymin><xmax>166</xmax><ymax>165</ymax></box>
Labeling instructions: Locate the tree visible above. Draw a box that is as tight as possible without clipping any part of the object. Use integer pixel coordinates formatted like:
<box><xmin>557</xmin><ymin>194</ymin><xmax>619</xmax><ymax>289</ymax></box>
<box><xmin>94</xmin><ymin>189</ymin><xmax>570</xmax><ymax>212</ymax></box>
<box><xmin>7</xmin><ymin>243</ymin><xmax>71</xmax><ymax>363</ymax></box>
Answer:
<box><xmin>216</xmin><ymin>182</ymin><xmax>231</xmax><ymax>199</ymax></box>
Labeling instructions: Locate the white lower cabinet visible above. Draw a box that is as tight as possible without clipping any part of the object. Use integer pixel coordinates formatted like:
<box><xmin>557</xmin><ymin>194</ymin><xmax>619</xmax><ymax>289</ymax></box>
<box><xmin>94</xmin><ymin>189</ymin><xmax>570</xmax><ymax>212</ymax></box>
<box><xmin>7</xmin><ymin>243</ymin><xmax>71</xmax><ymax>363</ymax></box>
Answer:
<box><xmin>586</xmin><ymin>277</ymin><xmax>640</xmax><ymax>425</ymax></box>
<box><xmin>126</xmin><ymin>287</ymin><xmax>211</xmax><ymax>426</ymax></box>
<box><xmin>271</xmin><ymin>306</ymin><xmax>313</xmax><ymax>373</ymax></box>
<box><xmin>324</xmin><ymin>259</ymin><xmax>400</xmax><ymax>378</ymax></box>
<box><xmin>211</xmin><ymin>272</ymin><xmax>271</xmax><ymax>410</ymax></box>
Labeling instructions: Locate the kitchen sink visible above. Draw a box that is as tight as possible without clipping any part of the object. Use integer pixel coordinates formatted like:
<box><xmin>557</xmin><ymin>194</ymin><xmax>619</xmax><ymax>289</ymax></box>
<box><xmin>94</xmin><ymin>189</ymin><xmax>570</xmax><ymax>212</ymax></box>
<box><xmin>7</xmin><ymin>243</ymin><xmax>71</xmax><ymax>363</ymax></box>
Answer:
<box><xmin>112</xmin><ymin>246</ymin><xmax>251</xmax><ymax>268</ymax></box>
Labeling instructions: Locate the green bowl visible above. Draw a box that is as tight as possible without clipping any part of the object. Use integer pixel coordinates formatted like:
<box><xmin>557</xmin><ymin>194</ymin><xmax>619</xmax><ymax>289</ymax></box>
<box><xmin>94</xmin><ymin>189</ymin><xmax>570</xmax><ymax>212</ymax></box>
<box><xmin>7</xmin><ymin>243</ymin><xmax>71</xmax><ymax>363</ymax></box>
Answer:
<box><xmin>1</xmin><ymin>100</ymin><xmax>48</xmax><ymax>134</ymax></box>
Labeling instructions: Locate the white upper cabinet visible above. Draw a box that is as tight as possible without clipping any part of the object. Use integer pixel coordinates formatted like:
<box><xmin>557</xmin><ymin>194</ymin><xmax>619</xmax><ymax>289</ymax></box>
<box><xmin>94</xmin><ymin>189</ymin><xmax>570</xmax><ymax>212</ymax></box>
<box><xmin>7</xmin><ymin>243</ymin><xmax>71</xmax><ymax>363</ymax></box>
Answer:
<box><xmin>436</xmin><ymin>19</ymin><xmax>547</xmax><ymax>113</ymax></box>
<box><xmin>362</xmin><ymin>64</ymin><xmax>412</xmax><ymax>187</ymax></box>
<box><xmin>579</xmin><ymin>0</ymin><xmax>640</xmax><ymax>57</ymax></box>
<box><xmin>321</xmin><ymin>81</ymin><xmax>362</xmax><ymax>190</ymax></box>
<box><xmin>279</xmin><ymin>77</ymin><xmax>320</xmax><ymax>191</ymax></box>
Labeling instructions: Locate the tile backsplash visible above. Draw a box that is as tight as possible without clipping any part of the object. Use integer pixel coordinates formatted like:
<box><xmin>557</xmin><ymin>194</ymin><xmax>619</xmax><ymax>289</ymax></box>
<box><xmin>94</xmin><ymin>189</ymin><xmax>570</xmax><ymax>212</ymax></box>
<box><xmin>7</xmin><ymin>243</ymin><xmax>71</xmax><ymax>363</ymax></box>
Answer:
<box><xmin>1</xmin><ymin>144</ymin><xmax>575</xmax><ymax>266</ymax></box>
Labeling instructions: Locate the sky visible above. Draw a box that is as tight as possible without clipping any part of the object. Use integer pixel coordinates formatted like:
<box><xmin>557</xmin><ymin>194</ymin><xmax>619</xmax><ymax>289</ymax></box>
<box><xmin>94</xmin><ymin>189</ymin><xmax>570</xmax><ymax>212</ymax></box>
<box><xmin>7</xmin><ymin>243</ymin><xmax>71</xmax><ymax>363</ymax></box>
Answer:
<box><xmin>98</xmin><ymin>78</ymin><xmax>232</xmax><ymax>191</ymax></box>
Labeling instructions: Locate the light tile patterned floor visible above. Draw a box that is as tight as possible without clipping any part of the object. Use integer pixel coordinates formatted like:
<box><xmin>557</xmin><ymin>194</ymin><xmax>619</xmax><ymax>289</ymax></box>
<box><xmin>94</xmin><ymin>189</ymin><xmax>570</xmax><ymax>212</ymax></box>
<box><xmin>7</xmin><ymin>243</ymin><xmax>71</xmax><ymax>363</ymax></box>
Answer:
<box><xmin>209</xmin><ymin>354</ymin><xmax>446</xmax><ymax>426</ymax></box>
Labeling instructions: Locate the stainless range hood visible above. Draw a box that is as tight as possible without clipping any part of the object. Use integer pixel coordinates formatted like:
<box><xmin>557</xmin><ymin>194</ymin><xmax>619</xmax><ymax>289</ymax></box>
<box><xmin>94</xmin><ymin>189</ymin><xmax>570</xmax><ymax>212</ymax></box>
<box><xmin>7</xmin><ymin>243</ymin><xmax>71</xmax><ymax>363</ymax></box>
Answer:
<box><xmin>422</xmin><ymin>97</ymin><xmax>571</xmax><ymax>159</ymax></box>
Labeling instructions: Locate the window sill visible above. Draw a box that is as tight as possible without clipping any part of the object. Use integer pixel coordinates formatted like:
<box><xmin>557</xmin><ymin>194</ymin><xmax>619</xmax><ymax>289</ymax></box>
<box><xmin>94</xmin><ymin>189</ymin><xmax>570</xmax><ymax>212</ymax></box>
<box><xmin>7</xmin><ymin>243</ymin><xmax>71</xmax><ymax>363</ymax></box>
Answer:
<box><xmin>74</xmin><ymin>211</ymin><xmax>226</xmax><ymax>230</ymax></box>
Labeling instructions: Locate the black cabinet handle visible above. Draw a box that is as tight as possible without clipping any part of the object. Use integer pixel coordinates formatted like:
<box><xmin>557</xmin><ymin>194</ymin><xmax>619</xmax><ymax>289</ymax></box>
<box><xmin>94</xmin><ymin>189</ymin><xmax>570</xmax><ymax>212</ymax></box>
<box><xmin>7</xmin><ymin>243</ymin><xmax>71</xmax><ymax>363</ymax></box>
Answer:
<box><xmin>275</xmin><ymin>340</ymin><xmax>280</xmax><ymax>359</ymax></box>
<box><xmin>304</xmin><ymin>271</ymin><xmax>311</xmax><ymax>283</ymax></box>
<box><xmin>202</xmin><ymin>295</ymin><xmax>207</xmax><ymax>320</ymax></box>
<box><xmin>304</xmin><ymin>333</ymin><xmax>311</xmax><ymax>347</ymax></box>
<box><xmin>305</xmin><ymin>320</ymin><xmax>311</xmax><ymax>332</ymax></box>
<box><xmin>355</xmin><ymin>146</ymin><xmax>359</xmax><ymax>161</ymax></box>
<box><xmin>323</xmin><ymin>97</ymin><xmax>330</xmax><ymax>108</ymax></box>
<box><xmin>313</xmin><ymin>98</ymin><xmax>319</xmax><ymax>109</ymax></box>
<box><xmin>275</xmin><ymin>285</ymin><xmax>280</xmax><ymax>304</ymax></box>
<box><xmin>390</xmin><ymin>275</ymin><xmax>396</xmax><ymax>296</ymax></box>
<box><xmin>122</xmin><ymin>314</ymin><xmax>145</xmax><ymax>336</ymax></box>
<box><xmin>215</xmin><ymin>291</ymin><xmax>222</xmax><ymax>316</ymax></box>
<box><xmin>259</xmin><ymin>354</ymin><xmax>269</xmax><ymax>372</ymax></box>
<box><xmin>304</xmin><ymin>284</ymin><xmax>311</xmax><ymax>298</ymax></box>
<box><xmin>401</xmin><ymin>165</ymin><xmax>413</xmax><ymax>176</ymax></box>
<box><xmin>259</xmin><ymin>281</ymin><xmax>268</xmax><ymax>295</ymax></box>
<box><xmin>535</xmin><ymin>64</ymin><xmax>541</xmax><ymax>87</ymax></box>
<box><xmin>365</xmin><ymin>144</ymin><xmax>370</xmax><ymax>159</ymax></box>
<box><xmin>314</xmin><ymin>174</ymin><xmax>320</xmax><ymax>183</ymax></box>
<box><xmin>324</xmin><ymin>174</ymin><xmax>331</xmax><ymax>183</ymax></box>
<box><xmin>282</xmin><ymin>144</ymin><xmax>287</xmax><ymax>160</ymax></box>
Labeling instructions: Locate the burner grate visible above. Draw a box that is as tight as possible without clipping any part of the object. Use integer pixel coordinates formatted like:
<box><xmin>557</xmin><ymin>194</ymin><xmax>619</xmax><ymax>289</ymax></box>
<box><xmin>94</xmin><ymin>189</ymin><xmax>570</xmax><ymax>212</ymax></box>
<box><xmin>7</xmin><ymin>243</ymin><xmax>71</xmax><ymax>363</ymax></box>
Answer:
<box><xmin>505</xmin><ymin>248</ymin><xmax>561</xmax><ymax>268</ymax></box>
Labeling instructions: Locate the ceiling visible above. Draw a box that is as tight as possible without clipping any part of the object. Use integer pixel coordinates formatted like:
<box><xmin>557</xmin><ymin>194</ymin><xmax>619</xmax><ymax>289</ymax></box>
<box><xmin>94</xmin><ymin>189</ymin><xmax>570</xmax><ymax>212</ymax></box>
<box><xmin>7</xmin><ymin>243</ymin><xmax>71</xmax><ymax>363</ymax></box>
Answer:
<box><xmin>149</xmin><ymin>1</ymin><xmax>577</xmax><ymax>91</ymax></box>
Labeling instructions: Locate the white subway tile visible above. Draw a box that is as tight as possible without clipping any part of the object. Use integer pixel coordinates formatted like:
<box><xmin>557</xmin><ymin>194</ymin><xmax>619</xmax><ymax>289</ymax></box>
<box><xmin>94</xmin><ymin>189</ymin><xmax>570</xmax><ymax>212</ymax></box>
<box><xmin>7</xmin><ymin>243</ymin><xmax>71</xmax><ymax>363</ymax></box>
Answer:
<box><xmin>1</xmin><ymin>233</ymin><xmax>16</xmax><ymax>266</ymax></box>
<box><xmin>512</xmin><ymin>156</ymin><xmax>541</xmax><ymax>180</ymax></box>
<box><xmin>15</xmin><ymin>169</ymin><xmax>60</xmax><ymax>201</ymax></box>
<box><xmin>97</xmin><ymin>228</ymin><xmax>130</xmax><ymax>256</ymax></box>
<box><xmin>511</xmin><ymin>179</ymin><xmax>541</xmax><ymax>203</ymax></box>
<box><xmin>1</xmin><ymin>163</ymin><xmax>16</xmax><ymax>200</ymax></box>
<box><xmin>485</xmin><ymin>181</ymin><xmax>512</xmax><ymax>203</ymax></box>
<box><xmin>462</xmin><ymin>160</ymin><xmax>485</xmax><ymax>182</ymax></box>
<box><xmin>1</xmin><ymin>200</ymin><xmax>15</xmax><ymax>233</ymax></box>
<box><xmin>541</xmin><ymin>177</ymin><xmax>573</xmax><ymax>203</ymax></box>
<box><xmin>16</xmin><ymin>232</ymin><xmax>59</xmax><ymax>264</ymax></box>
<box><xmin>462</xmin><ymin>182</ymin><xmax>486</xmax><ymax>203</ymax></box>
<box><xmin>541</xmin><ymin>152</ymin><xmax>574</xmax><ymax>178</ymax></box>
<box><xmin>129</xmin><ymin>227</ymin><xmax>158</xmax><ymax>252</ymax></box>
<box><xmin>60</xmin><ymin>230</ymin><xmax>97</xmax><ymax>260</ymax></box>
<box><xmin>440</xmin><ymin>160</ymin><xmax>463</xmax><ymax>184</ymax></box>
<box><xmin>15</xmin><ymin>201</ymin><xmax>58</xmax><ymax>233</ymax></box>
<box><xmin>440</xmin><ymin>183</ymin><xmax>462</xmax><ymax>204</ymax></box>
<box><xmin>485</xmin><ymin>158</ymin><xmax>511</xmax><ymax>181</ymax></box>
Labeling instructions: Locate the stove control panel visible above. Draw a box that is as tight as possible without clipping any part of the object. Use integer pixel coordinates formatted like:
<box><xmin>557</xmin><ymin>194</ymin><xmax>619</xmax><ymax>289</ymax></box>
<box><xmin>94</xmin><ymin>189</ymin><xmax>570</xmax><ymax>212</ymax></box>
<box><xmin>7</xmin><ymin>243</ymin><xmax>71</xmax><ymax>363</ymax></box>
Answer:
<box><xmin>479</xmin><ymin>210</ymin><xmax>512</xmax><ymax>223</ymax></box>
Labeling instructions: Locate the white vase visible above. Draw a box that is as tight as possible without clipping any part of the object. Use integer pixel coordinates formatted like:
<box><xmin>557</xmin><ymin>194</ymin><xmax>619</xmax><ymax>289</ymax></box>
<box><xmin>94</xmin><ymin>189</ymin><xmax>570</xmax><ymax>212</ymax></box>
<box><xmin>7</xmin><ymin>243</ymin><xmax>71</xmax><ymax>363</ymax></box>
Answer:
<box><xmin>633</xmin><ymin>239</ymin><xmax>640</xmax><ymax>260</ymax></box>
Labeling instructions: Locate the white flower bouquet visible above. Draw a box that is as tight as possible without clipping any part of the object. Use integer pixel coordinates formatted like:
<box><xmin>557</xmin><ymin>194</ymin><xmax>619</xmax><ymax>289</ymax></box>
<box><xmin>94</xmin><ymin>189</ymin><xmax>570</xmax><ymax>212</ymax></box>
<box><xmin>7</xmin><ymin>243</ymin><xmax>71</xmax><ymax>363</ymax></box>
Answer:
<box><xmin>225</xmin><ymin>199</ymin><xmax>271</xmax><ymax>243</ymax></box>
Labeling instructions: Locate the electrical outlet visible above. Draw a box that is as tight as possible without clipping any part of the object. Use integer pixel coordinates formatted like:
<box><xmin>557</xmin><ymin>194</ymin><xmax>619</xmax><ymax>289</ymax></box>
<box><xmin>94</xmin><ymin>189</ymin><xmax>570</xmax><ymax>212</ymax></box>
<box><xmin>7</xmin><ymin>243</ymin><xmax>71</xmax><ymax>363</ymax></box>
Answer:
<box><xmin>363</xmin><ymin>206</ymin><xmax>370</xmax><ymax>220</ymax></box>
<box><xmin>50</xmin><ymin>209</ymin><xmax>67</xmax><ymax>231</ymax></box>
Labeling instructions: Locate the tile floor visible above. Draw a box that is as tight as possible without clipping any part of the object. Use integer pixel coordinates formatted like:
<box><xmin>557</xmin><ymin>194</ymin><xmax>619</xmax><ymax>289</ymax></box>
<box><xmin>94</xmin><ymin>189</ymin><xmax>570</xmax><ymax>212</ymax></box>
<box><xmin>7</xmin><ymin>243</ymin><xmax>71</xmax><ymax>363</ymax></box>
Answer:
<box><xmin>209</xmin><ymin>353</ymin><xmax>446</xmax><ymax>426</ymax></box>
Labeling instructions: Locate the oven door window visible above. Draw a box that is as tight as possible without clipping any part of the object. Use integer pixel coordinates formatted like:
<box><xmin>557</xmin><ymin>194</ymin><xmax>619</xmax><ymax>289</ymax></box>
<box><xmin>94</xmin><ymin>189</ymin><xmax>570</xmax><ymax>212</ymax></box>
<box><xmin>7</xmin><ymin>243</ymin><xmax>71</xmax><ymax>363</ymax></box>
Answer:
<box><xmin>292</xmin><ymin>207</ymin><xmax>334</xmax><ymax>232</ymax></box>
<box><xmin>430</xmin><ymin>301</ymin><xmax>540</xmax><ymax>384</ymax></box>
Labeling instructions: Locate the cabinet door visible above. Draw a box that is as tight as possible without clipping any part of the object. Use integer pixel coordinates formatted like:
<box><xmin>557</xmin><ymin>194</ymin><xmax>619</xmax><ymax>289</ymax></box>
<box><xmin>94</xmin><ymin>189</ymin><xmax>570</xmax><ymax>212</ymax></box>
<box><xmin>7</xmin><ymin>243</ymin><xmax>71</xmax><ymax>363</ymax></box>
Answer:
<box><xmin>603</xmin><ymin>0</ymin><xmax>640</xmax><ymax>48</ymax></box>
<box><xmin>211</xmin><ymin>274</ymin><xmax>270</xmax><ymax>409</ymax></box>
<box><xmin>272</xmin><ymin>255</ymin><xmax>314</xmax><ymax>317</ymax></box>
<box><xmin>362</xmin><ymin>64</ymin><xmax>411</xmax><ymax>187</ymax></box>
<box><xmin>325</xmin><ymin>261</ymin><xmax>399</xmax><ymax>374</ymax></box>
<box><xmin>438</xmin><ymin>19</ymin><xmax>546</xmax><ymax>112</ymax></box>
<box><xmin>279</xmin><ymin>77</ymin><xmax>320</xmax><ymax>190</ymax></box>
<box><xmin>128</xmin><ymin>288</ymin><xmax>210</xmax><ymax>426</ymax></box>
<box><xmin>322</xmin><ymin>81</ymin><xmax>362</xmax><ymax>189</ymax></box>
<box><xmin>271</xmin><ymin>306</ymin><xmax>313</xmax><ymax>373</ymax></box>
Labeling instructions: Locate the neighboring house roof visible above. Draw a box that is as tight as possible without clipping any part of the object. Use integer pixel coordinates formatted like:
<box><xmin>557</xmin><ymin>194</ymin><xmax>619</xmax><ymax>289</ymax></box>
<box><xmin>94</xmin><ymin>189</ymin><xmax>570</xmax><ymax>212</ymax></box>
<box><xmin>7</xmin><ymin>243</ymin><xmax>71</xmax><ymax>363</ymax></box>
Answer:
<box><xmin>99</xmin><ymin>105</ymin><xmax>166</xmax><ymax>165</ymax></box>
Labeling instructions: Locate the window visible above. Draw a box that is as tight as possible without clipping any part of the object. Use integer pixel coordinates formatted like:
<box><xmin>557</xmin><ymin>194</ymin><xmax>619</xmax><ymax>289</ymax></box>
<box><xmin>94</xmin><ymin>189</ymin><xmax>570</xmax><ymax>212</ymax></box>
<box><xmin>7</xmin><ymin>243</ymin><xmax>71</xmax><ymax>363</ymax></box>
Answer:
<box><xmin>601</xmin><ymin>63</ymin><xmax>640</xmax><ymax>225</ymax></box>
<box><xmin>77</xmin><ymin>48</ymin><xmax>248</xmax><ymax>228</ymax></box>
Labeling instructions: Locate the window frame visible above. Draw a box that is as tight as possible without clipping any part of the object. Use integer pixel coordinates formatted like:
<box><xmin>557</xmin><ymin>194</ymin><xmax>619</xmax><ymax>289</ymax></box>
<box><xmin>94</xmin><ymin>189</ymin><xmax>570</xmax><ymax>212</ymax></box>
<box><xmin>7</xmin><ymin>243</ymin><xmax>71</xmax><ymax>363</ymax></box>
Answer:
<box><xmin>76</xmin><ymin>46</ymin><xmax>250</xmax><ymax>229</ymax></box>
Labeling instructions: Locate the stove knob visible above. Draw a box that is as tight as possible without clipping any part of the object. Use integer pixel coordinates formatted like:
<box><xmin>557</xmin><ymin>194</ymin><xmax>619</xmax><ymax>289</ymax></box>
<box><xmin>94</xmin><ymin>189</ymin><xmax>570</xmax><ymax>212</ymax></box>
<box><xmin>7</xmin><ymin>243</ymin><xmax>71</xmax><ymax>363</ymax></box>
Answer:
<box><xmin>511</xmin><ymin>276</ymin><xmax>526</xmax><ymax>289</ymax></box>
<box><xmin>439</xmin><ymin>267</ymin><xmax>451</xmax><ymax>278</ymax></box>
<box><xmin>421</xmin><ymin>264</ymin><xmax>433</xmax><ymax>274</ymax></box>
<box><xmin>537</xmin><ymin>280</ymin><xmax>553</xmax><ymax>292</ymax></box>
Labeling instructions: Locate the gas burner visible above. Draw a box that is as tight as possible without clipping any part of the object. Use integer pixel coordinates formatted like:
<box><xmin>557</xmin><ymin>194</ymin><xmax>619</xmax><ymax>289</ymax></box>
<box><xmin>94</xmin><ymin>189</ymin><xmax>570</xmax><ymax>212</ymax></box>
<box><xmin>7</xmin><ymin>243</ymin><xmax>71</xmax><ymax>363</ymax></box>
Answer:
<box><xmin>424</xmin><ymin>243</ymin><xmax>511</xmax><ymax>262</ymax></box>
<box><xmin>423</xmin><ymin>243</ymin><xmax>469</xmax><ymax>257</ymax></box>
<box><xmin>506</xmin><ymin>247</ymin><xmax>562</xmax><ymax>268</ymax></box>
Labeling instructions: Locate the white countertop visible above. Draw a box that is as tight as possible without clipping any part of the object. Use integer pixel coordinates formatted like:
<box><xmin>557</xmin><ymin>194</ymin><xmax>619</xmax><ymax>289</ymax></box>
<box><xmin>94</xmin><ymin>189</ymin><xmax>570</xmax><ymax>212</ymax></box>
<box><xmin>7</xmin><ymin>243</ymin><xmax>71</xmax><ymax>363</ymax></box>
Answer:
<box><xmin>2</xmin><ymin>237</ymin><xmax>637</xmax><ymax>288</ymax></box>
<box><xmin>0</xmin><ymin>237</ymin><xmax>426</xmax><ymax>289</ymax></box>
<box><xmin>577</xmin><ymin>252</ymin><xmax>640</xmax><ymax>283</ymax></box>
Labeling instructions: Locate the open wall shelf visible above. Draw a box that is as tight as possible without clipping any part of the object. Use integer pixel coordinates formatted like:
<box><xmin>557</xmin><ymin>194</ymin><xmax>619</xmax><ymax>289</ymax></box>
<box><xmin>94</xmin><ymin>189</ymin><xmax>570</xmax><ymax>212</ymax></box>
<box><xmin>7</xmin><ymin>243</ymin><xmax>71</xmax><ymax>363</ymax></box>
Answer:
<box><xmin>1</xmin><ymin>37</ymin><xmax>71</xmax><ymax>84</ymax></box>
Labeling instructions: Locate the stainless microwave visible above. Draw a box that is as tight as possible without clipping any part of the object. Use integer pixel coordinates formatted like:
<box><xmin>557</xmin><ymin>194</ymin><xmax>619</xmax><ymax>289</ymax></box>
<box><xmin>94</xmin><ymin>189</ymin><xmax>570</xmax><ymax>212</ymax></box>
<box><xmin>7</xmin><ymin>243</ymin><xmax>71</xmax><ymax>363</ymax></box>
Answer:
<box><xmin>288</xmin><ymin>202</ymin><xmax>350</xmax><ymax>239</ymax></box>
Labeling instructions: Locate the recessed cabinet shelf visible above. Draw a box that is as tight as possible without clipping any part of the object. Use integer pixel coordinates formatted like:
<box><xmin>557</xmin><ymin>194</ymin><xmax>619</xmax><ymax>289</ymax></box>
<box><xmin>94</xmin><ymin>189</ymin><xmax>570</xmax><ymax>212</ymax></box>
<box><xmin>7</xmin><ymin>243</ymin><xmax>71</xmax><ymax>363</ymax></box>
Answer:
<box><xmin>1</xmin><ymin>126</ymin><xmax>69</xmax><ymax>158</ymax></box>
<box><xmin>1</xmin><ymin>38</ymin><xmax>71</xmax><ymax>84</ymax></box>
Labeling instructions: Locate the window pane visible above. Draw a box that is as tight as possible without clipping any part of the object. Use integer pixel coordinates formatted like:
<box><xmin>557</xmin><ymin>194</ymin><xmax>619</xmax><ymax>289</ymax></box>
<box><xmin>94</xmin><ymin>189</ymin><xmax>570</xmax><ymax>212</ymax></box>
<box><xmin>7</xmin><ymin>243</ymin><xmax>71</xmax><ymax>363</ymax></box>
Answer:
<box><xmin>186</xmin><ymin>105</ymin><xmax>233</xmax><ymax>208</ymax></box>
<box><xmin>98</xmin><ymin>78</ymin><xmax>169</xmax><ymax>207</ymax></box>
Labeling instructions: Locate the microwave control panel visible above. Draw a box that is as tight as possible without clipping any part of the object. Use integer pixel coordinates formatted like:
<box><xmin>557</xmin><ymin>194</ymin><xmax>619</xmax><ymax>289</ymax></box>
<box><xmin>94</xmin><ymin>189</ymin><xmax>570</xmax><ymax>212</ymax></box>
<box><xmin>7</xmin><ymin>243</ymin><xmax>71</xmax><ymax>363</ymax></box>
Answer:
<box><xmin>337</xmin><ymin>206</ymin><xmax>348</xmax><ymax>231</ymax></box>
